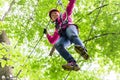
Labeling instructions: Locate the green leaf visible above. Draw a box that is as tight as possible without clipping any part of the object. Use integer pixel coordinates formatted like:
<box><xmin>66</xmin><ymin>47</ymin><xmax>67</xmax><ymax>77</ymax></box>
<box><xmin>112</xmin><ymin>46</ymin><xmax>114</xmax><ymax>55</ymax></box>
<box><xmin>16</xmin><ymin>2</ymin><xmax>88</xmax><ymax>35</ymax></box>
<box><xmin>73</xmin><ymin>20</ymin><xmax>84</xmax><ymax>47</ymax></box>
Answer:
<box><xmin>1</xmin><ymin>60</ymin><xmax>6</xmax><ymax>68</ymax></box>
<box><xmin>17</xmin><ymin>0</ymin><xmax>26</xmax><ymax>5</ymax></box>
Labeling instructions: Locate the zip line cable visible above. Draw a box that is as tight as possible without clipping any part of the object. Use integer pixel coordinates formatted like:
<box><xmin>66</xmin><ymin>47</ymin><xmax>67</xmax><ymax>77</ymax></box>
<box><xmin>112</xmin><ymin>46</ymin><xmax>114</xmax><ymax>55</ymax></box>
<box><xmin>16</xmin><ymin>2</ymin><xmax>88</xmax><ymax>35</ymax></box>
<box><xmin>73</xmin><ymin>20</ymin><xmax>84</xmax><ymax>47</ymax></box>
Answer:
<box><xmin>63</xmin><ymin>0</ymin><xmax>105</xmax><ymax>80</ymax></box>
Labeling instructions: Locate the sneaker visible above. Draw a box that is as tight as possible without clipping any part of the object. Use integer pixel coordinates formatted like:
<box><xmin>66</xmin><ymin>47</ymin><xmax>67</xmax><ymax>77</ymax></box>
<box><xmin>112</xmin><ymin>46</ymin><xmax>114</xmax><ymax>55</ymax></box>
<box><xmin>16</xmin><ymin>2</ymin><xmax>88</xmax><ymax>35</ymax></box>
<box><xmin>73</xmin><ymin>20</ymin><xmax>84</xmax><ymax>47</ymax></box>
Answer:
<box><xmin>74</xmin><ymin>45</ymin><xmax>89</xmax><ymax>60</ymax></box>
<box><xmin>62</xmin><ymin>62</ymin><xmax>80</xmax><ymax>71</ymax></box>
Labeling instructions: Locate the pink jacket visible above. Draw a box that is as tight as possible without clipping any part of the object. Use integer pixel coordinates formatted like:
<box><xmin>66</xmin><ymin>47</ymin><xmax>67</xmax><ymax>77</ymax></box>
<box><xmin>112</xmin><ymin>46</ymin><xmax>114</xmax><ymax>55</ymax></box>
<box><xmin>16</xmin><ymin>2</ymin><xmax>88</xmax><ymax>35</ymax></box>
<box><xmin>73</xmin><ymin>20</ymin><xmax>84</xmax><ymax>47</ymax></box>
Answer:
<box><xmin>47</xmin><ymin>0</ymin><xmax>76</xmax><ymax>44</ymax></box>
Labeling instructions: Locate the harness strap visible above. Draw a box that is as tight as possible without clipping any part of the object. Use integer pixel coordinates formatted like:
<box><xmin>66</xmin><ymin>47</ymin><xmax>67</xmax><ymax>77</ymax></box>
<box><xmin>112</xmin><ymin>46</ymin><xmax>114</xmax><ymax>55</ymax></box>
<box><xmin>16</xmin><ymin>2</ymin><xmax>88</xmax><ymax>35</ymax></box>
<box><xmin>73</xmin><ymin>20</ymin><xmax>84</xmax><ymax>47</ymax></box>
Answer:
<box><xmin>60</xmin><ymin>13</ymin><xmax>68</xmax><ymax>26</ymax></box>
<box><xmin>55</xmin><ymin>13</ymin><xmax>68</xmax><ymax>35</ymax></box>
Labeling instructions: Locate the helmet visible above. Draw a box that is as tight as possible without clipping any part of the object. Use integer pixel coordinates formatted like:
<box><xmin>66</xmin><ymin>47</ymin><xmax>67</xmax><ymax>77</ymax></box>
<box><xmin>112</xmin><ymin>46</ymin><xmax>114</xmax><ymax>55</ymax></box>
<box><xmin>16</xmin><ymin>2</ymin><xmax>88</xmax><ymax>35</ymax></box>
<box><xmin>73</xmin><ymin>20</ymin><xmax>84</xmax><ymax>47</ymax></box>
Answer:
<box><xmin>49</xmin><ymin>9</ymin><xmax>60</xmax><ymax>19</ymax></box>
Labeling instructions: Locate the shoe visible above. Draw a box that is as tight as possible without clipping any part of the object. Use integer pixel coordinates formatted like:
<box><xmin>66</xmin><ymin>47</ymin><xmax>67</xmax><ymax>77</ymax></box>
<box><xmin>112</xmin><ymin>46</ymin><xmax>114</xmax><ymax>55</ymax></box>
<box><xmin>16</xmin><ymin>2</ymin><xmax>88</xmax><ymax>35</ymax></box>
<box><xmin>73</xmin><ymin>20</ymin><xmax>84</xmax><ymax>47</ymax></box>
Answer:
<box><xmin>62</xmin><ymin>62</ymin><xmax>80</xmax><ymax>71</ymax></box>
<box><xmin>74</xmin><ymin>45</ymin><xmax>89</xmax><ymax>60</ymax></box>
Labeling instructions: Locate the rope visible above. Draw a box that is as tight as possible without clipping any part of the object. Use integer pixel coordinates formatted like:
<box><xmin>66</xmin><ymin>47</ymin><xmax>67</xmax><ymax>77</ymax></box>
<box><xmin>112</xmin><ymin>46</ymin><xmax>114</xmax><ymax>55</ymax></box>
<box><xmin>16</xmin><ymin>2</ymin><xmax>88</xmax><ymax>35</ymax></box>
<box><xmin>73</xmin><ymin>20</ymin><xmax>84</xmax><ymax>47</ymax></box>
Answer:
<box><xmin>16</xmin><ymin>34</ymin><xmax>43</xmax><ymax>78</ymax></box>
<box><xmin>15</xmin><ymin>1</ymin><xmax>53</xmax><ymax>76</ymax></box>
<box><xmin>57</xmin><ymin>0</ymin><xmax>64</xmax><ymax>9</ymax></box>
<box><xmin>63</xmin><ymin>0</ymin><xmax>105</xmax><ymax>80</ymax></box>
<box><xmin>16</xmin><ymin>19</ymin><xmax>51</xmax><ymax>78</ymax></box>
<box><xmin>57</xmin><ymin>0</ymin><xmax>69</xmax><ymax>21</ymax></box>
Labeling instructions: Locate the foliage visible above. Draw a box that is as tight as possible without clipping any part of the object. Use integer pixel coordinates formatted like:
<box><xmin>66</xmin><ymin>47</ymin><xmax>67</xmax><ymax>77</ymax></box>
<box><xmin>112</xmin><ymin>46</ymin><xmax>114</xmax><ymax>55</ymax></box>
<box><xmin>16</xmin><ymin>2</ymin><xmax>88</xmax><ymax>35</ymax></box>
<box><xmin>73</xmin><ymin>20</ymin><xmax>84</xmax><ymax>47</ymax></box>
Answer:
<box><xmin>0</xmin><ymin>0</ymin><xmax>120</xmax><ymax>80</ymax></box>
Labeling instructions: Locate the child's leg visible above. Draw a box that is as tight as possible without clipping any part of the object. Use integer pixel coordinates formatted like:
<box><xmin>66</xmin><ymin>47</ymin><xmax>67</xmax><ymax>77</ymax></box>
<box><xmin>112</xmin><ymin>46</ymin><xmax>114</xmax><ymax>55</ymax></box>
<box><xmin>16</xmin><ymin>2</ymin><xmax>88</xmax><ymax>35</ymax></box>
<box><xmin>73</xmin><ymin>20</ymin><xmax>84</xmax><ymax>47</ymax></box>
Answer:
<box><xmin>55</xmin><ymin>36</ymin><xmax>80</xmax><ymax>71</ymax></box>
<box><xmin>66</xmin><ymin>25</ymin><xmax>89</xmax><ymax>60</ymax></box>
<box><xmin>54</xmin><ymin>36</ymin><xmax>76</xmax><ymax>62</ymax></box>
<box><xmin>66</xmin><ymin>25</ymin><xmax>84</xmax><ymax>47</ymax></box>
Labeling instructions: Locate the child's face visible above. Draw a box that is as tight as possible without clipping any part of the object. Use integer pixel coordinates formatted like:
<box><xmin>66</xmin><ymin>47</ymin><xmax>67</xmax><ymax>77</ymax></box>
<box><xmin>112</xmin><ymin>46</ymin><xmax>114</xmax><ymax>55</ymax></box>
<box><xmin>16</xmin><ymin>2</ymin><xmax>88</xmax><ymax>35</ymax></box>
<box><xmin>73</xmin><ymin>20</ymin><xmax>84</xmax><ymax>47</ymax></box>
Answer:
<box><xmin>51</xmin><ymin>11</ymin><xmax>59</xmax><ymax>21</ymax></box>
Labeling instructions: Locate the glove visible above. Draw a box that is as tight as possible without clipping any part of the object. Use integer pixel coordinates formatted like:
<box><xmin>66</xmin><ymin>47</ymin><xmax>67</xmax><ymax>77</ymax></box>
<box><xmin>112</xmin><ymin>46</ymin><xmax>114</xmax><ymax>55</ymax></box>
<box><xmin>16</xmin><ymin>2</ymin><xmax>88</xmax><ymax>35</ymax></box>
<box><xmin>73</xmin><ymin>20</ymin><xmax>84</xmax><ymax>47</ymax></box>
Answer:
<box><xmin>43</xmin><ymin>28</ymin><xmax>47</xmax><ymax>34</ymax></box>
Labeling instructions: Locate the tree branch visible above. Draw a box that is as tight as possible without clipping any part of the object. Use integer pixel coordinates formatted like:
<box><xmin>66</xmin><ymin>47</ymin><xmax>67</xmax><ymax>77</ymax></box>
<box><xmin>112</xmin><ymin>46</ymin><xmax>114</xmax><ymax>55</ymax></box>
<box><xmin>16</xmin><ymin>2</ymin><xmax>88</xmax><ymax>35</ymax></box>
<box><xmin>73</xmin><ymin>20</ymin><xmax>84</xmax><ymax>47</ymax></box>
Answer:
<box><xmin>0</xmin><ymin>47</ymin><xmax>8</xmax><ymax>51</ymax></box>
<box><xmin>85</xmin><ymin>0</ymin><xmax>105</xmax><ymax>46</ymax></box>
<box><xmin>84</xmin><ymin>32</ymin><xmax>120</xmax><ymax>43</ymax></box>
<box><xmin>87</xmin><ymin>4</ymin><xmax>109</xmax><ymax>15</ymax></box>
<box><xmin>49</xmin><ymin>45</ymin><xmax>55</xmax><ymax>56</ymax></box>
<box><xmin>112</xmin><ymin>11</ymin><xmax>120</xmax><ymax>15</ymax></box>
<box><xmin>0</xmin><ymin>0</ymin><xmax>15</xmax><ymax>21</ymax></box>
<box><xmin>75</xmin><ymin>4</ymin><xmax>108</xmax><ymax>24</ymax></box>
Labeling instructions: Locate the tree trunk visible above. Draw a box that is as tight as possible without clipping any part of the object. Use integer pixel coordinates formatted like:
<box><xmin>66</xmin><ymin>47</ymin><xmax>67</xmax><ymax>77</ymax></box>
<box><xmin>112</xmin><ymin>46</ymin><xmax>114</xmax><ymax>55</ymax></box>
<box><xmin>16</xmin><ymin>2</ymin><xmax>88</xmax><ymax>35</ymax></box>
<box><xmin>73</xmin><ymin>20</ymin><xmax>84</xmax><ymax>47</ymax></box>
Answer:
<box><xmin>0</xmin><ymin>66</ymin><xmax>14</xmax><ymax>80</ymax></box>
<box><xmin>0</xmin><ymin>30</ymin><xmax>15</xmax><ymax>80</ymax></box>
<box><xmin>0</xmin><ymin>30</ymin><xmax>10</xmax><ymax>45</ymax></box>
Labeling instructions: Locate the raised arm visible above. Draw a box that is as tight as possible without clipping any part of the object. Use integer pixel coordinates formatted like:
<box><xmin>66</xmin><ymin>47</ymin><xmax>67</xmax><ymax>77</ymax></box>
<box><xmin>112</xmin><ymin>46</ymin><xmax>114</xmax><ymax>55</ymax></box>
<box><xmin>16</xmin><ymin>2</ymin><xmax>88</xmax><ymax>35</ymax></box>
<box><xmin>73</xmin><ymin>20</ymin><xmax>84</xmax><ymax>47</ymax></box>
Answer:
<box><xmin>61</xmin><ymin>0</ymin><xmax>76</xmax><ymax>21</ymax></box>
<box><xmin>66</xmin><ymin>0</ymin><xmax>76</xmax><ymax>16</ymax></box>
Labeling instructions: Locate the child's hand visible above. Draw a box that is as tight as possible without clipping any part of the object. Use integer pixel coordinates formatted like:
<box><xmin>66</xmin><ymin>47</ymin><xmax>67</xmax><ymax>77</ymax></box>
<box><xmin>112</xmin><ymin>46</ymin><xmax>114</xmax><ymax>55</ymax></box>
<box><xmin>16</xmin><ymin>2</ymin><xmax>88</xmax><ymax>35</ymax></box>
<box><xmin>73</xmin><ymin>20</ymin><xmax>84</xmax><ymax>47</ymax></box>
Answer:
<box><xmin>43</xmin><ymin>28</ymin><xmax>48</xmax><ymax>34</ymax></box>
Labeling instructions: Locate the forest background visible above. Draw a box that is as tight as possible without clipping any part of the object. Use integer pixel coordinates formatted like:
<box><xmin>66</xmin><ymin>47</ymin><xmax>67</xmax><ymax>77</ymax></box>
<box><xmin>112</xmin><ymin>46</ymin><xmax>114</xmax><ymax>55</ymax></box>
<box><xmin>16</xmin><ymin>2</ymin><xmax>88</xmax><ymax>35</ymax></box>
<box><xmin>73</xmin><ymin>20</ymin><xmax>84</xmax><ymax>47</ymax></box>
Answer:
<box><xmin>0</xmin><ymin>0</ymin><xmax>120</xmax><ymax>80</ymax></box>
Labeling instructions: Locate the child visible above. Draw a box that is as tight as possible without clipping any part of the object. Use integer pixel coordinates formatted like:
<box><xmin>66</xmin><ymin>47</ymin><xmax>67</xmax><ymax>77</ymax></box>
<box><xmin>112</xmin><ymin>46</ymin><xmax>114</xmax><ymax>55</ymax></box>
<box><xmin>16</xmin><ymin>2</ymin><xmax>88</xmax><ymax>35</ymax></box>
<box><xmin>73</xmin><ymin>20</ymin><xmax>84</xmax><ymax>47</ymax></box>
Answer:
<box><xmin>44</xmin><ymin>0</ymin><xmax>89</xmax><ymax>71</ymax></box>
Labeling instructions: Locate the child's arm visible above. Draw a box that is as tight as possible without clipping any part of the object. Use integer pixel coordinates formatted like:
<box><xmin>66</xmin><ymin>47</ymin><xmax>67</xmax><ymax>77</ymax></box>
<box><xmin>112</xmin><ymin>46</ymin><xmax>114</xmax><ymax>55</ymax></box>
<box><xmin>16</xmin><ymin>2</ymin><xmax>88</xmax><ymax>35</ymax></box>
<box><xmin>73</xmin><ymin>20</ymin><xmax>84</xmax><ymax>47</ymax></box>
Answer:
<box><xmin>46</xmin><ymin>29</ymin><xmax>60</xmax><ymax>44</ymax></box>
<box><xmin>66</xmin><ymin>0</ymin><xmax>76</xmax><ymax>16</ymax></box>
<box><xmin>62</xmin><ymin>0</ymin><xmax>76</xmax><ymax>20</ymax></box>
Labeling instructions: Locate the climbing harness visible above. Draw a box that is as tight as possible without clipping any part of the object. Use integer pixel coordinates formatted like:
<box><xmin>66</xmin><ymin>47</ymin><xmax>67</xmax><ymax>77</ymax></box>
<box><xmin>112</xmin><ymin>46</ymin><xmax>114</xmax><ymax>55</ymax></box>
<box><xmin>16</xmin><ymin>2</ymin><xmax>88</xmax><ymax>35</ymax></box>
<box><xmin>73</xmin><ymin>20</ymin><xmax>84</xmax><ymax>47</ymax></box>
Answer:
<box><xmin>55</xmin><ymin>13</ymin><xmax>68</xmax><ymax>36</ymax></box>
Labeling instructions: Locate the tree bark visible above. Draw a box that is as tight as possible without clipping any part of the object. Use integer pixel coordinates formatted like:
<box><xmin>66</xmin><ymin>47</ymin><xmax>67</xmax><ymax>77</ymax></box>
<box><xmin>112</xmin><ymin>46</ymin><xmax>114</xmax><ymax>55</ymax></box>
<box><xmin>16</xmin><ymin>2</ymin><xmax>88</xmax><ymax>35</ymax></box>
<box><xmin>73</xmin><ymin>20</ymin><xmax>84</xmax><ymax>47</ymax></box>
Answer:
<box><xmin>0</xmin><ymin>30</ymin><xmax>10</xmax><ymax>45</ymax></box>
<box><xmin>0</xmin><ymin>30</ymin><xmax>15</xmax><ymax>80</ymax></box>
